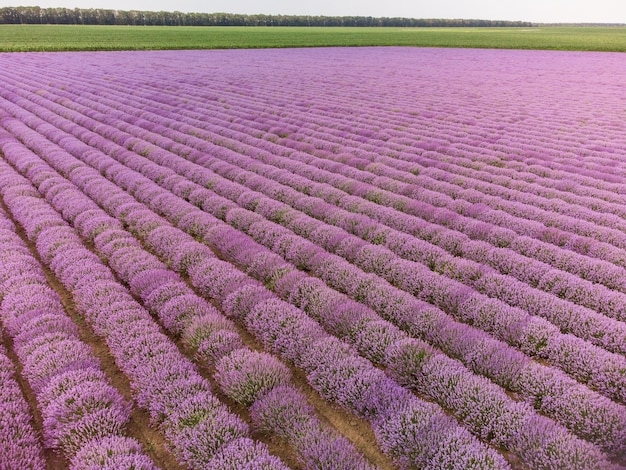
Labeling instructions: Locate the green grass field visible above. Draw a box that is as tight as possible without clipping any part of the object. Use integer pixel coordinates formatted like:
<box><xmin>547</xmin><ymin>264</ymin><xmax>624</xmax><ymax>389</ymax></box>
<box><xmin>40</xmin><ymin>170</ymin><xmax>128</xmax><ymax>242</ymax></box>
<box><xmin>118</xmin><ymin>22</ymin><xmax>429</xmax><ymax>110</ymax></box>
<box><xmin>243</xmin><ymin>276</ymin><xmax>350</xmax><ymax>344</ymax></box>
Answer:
<box><xmin>1</xmin><ymin>24</ymin><xmax>626</xmax><ymax>52</ymax></box>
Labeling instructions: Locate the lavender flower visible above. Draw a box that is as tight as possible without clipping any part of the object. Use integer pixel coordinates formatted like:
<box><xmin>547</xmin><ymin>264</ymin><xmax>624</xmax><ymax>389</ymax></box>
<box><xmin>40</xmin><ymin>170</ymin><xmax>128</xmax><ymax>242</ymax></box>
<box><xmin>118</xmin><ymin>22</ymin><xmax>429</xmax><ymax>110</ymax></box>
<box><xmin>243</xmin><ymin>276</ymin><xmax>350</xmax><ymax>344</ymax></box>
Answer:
<box><xmin>251</xmin><ymin>385</ymin><xmax>375</xmax><ymax>470</ymax></box>
<box><xmin>70</xmin><ymin>436</ymin><xmax>158</xmax><ymax>470</ymax></box>
<box><xmin>203</xmin><ymin>437</ymin><xmax>289</xmax><ymax>470</ymax></box>
<box><xmin>215</xmin><ymin>348</ymin><xmax>292</xmax><ymax>406</ymax></box>
<box><xmin>0</xmin><ymin>344</ymin><xmax>46</xmax><ymax>469</ymax></box>
<box><xmin>42</xmin><ymin>381</ymin><xmax>132</xmax><ymax>455</ymax></box>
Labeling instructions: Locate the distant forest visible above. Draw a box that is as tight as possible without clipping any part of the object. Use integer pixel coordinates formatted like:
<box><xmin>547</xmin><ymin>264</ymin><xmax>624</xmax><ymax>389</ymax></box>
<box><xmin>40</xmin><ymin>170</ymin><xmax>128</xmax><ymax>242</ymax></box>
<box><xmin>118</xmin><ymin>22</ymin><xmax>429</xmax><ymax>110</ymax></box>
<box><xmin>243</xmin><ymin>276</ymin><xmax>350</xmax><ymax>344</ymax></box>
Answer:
<box><xmin>0</xmin><ymin>7</ymin><xmax>534</xmax><ymax>27</ymax></box>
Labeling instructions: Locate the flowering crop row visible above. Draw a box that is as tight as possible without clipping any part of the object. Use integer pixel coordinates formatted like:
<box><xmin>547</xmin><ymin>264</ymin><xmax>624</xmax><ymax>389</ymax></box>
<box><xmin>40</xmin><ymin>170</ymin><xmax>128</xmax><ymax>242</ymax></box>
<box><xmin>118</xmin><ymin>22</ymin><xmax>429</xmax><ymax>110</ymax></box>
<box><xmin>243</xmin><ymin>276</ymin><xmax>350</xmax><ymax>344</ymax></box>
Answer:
<box><xmin>24</xmin><ymin>78</ymin><xmax>624</xmax><ymax>412</ymax></box>
<box><xmin>0</xmin><ymin>102</ymin><xmax>510</xmax><ymax>469</ymax></box>
<box><xmin>65</xmin><ymin>63</ymin><xmax>626</xmax><ymax>302</ymax></box>
<box><xmin>1</xmin><ymin>47</ymin><xmax>625</xmax><ymax>469</ymax></box>
<box><xmin>0</xmin><ymin>331</ymin><xmax>46</xmax><ymax>469</ymax></box>
<box><xmin>0</xmin><ymin>141</ymin><xmax>287</xmax><ymax>469</ymax></box>
<box><xmin>0</xmin><ymin>92</ymin><xmax>618</xmax><ymax>468</ymax></box>
<box><xmin>0</xmin><ymin>204</ymin><xmax>155</xmax><ymax>468</ymax></box>
<box><xmin>15</xmin><ymin>66</ymin><xmax>626</xmax><ymax>368</ymax></box>
<box><xmin>0</xmin><ymin>110</ymin><xmax>375</xmax><ymax>470</ymax></box>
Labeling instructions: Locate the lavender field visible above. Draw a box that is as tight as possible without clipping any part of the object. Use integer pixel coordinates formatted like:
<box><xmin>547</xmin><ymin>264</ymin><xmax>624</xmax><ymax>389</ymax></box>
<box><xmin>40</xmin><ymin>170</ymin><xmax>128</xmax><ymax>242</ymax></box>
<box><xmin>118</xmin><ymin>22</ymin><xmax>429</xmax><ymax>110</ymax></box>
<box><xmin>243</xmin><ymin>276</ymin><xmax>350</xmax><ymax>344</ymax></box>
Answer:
<box><xmin>1</xmin><ymin>46</ymin><xmax>626</xmax><ymax>469</ymax></box>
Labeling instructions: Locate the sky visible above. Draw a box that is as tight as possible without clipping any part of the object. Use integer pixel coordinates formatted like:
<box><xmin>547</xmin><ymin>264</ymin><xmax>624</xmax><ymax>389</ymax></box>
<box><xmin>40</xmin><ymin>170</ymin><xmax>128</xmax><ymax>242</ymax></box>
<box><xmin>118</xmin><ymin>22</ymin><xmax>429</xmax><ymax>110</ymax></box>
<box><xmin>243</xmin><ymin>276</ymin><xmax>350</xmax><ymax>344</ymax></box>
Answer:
<box><xmin>1</xmin><ymin>0</ymin><xmax>625</xmax><ymax>24</ymax></box>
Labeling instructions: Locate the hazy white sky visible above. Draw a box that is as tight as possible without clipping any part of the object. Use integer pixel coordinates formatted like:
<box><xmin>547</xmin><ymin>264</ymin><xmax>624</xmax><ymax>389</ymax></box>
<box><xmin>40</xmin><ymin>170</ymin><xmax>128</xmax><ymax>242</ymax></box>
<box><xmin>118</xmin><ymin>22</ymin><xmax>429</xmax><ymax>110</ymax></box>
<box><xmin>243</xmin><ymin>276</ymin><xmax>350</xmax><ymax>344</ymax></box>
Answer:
<box><xmin>1</xmin><ymin>0</ymin><xmax>625</xmax><ymax>23</ymax></box>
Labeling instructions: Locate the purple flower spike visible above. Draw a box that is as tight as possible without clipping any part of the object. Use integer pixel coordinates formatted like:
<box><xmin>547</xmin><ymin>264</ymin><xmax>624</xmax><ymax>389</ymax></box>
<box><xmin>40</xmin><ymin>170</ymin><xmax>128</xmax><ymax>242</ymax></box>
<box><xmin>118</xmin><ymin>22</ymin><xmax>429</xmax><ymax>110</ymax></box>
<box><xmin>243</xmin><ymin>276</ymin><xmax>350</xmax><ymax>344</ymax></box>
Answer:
<box><xmin>70</xmin><ymin>436</ymin><xmax>158</xmax><ymax>470</ymax></box>
<box><xmin>204</xmin><ymin>437</ymin><xmax>289</xmax><ymax>470</ymax></box>
<box><xmin>215</xmin><ymin>348</ymin><xmax>292</xmax><ymax>406</ymax></box>
<box><xmin>163</xmin><ymin>393</ymin><xmax>249</xmax><ymax>469</ymax></box>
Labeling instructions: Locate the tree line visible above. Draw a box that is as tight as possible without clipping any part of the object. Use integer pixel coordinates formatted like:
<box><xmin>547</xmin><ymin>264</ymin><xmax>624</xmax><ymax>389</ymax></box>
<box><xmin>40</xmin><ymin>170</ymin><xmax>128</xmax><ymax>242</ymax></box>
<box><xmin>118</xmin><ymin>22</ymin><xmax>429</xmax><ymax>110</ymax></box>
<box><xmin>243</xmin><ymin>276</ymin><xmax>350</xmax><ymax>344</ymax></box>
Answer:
<box><xmin>0</xmin><ymin>7</ymin><xmax>534</xmax><ymax>27</ymax></box>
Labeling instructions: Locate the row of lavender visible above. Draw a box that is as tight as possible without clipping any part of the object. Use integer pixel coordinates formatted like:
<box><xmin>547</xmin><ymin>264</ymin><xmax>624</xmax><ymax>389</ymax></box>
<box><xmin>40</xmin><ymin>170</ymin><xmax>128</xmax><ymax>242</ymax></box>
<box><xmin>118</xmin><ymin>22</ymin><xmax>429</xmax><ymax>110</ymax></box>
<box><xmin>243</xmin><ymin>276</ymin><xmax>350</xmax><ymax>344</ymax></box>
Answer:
<box><xmin>1</xmin><ymin>48</ymin><xmax>625</xmax><ymax>468</ymax></box>
<box><xmin>0</xmin><ymin>327</ymin><xmax>45</xmax><ymax>468</ymax></box>
<box><xmin>0</xmin><ymin>55</ymin><xmax>620</xmax><ymax>466</ymax></box>
<box><xmin>18</xmin><ymin>55</ymin><xmax>626</xmax><ymax>359</ymax></box>
<box><xmin>6</xmin><ymin>55</ymin><xmax>624</xmax><ymax>412</ymax></box>
<box><xmin>6</xmin><ymin>80</ymin><xmax>623</xmax><ymax>463</ymax></box>
<box><xmin>0</xmin><ymin>135</ymin><xmax>295</xmax><ymax>468</ymax></box>
<box><xmin>0</xmin><ymin>203</ymin><xmax>45</xmax><ymax>469</ymax></box>
<box><xmin>93</xmin><ymin>52</ymin><xmax>626</xmax><ymax>288</ymax></box>
<box><xmin>0</xmin><ymin>110</ymin><xmax>379</xmax><ymax>469</ymax></box>
<box><xmin>0</xmin><ymin>102</ymin><xmax>510</xmax><ymax>468</ymax></box>
<box><xmin>0</xmin><ymin>205</ymin><xmax>157</xmax><ymax>468</ymax></box>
